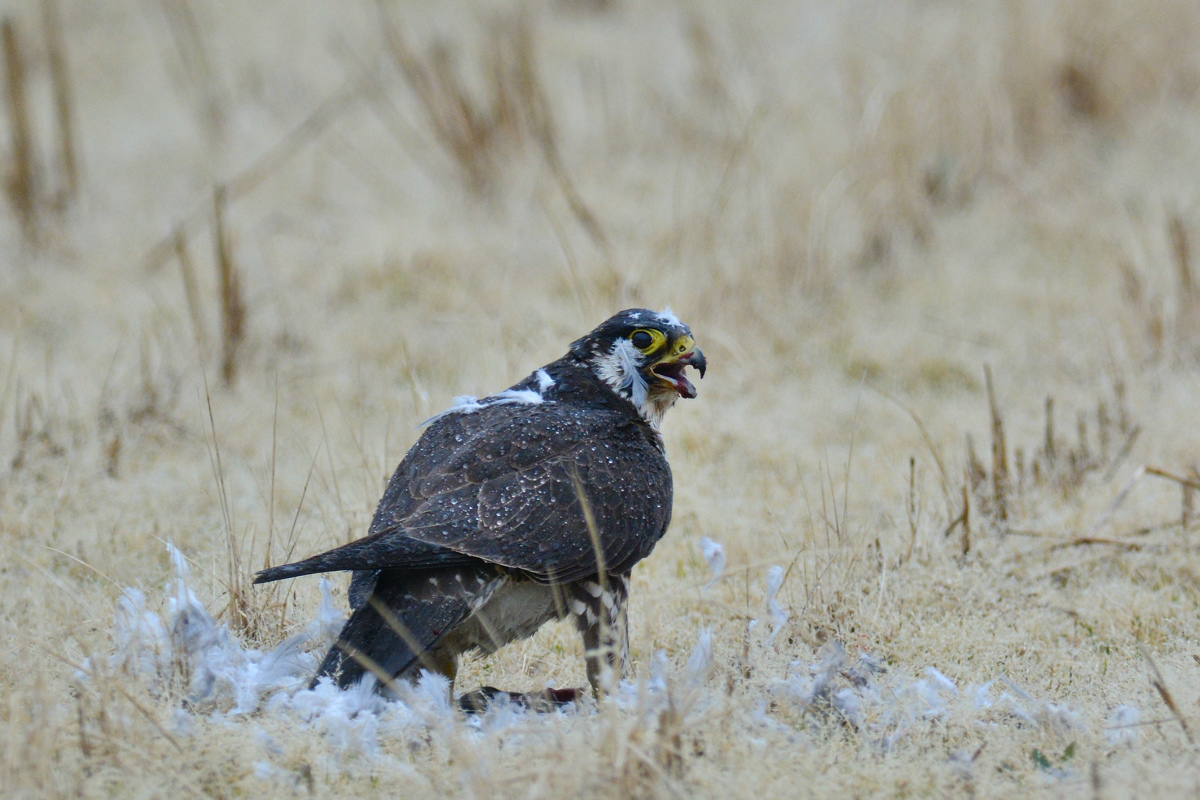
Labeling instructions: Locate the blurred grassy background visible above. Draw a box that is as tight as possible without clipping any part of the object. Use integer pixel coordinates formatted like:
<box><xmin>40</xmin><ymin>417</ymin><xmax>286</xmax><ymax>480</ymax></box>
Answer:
<box><xmin>2</xmin><ymin>0</ymin><xmax>1200</xmax><ymax>796</ymax></box>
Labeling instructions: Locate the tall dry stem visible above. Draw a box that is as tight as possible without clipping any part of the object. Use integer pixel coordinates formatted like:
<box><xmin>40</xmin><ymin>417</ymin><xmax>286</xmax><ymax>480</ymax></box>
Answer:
<box><xmin>213</xmin><ymin>186</ymin><xmax>245</xmax><ymax>387</ymax></box>
<box><xmin>174</xmin><ymin>227</ymin><xmax>208</xmax><ymax>353</ymax></box>
<box><xmin>2</xmin><ymin>17</ymin><xmax>36</xmax><ymax>240</ymax></box>
<box><xmin>984</xmin><ymin>365</ymin><xmax>1009</xmax><ymax>523</ymax></box>
<box><xmin>41</xmin><ymin>0</ymin><xmax>77</xmax><ymax>205</ymax></box>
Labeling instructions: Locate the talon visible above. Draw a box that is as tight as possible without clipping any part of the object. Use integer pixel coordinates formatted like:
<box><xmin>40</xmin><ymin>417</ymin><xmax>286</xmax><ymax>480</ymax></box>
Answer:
<box><xmin>457</xmin><ymin>686</ymin><xmax>584</xmax><ymax>714</ymax></box>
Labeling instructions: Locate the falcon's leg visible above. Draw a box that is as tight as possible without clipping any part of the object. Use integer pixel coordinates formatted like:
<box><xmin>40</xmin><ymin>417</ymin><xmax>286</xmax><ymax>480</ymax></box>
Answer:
<box><xmin>570</xmin><ymin>573</ymin><xmax>630</xmax><ymax>698</ymax></box>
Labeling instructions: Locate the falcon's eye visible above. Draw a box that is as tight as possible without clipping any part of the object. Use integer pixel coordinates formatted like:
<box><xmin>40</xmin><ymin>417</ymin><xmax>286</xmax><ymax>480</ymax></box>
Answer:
<box><xmin>630</xmin><ymin>330</ymin><xmax>656</xmax><ymax>350</ymax></box>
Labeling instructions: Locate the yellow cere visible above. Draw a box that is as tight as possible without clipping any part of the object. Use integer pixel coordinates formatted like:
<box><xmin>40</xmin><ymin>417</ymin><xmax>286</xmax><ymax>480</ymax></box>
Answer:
<box><xmin>671</xmin><ymin>335</ymin><xmax>694</xmax><ymax>358</ymax></box>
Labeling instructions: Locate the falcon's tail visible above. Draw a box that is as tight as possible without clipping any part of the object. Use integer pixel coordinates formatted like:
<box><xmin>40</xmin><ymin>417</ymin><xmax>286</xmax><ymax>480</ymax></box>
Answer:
<box><xmin>253</xmin><ymin>536</ymin><xmax>475</xmax><ymax>585</ymax></box>
<box><xmin>314</xmin><ymin>567</ymin><xmax>494</xmax><ymax>691</ymax></box>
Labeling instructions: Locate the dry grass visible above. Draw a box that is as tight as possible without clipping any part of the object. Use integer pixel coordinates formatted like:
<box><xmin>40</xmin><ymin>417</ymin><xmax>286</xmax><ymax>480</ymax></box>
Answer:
<box><xmin>2</xmin><ymin>15</ymin><xmax>35</xmax><ymax>240</ymax></box>
<box><xmin>3</xmin><ymin>0</ymin><xmax>1200</xmax><ymax>797</ymax></box>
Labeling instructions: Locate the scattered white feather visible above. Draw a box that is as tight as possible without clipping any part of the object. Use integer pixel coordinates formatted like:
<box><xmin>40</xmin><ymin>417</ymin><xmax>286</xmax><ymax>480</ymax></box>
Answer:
<box><xmin>999</xmin><ymin>675</ymin><xmax>1035</xmax><ymax>704</ymax></box>
<box><xmin>535</xmin><ymin>369</ymin><xmax>555</xmax><ymax>392</ymax></box>
<box><xmin>768</xmin><ymin>640</ymin><xmax>1096</xmax><ymax>753</ymax></box>
<box><xmin>93</xmin><ymin>545</ymin><xmax>1130</xmax><ymax>766</ymax></box>
<box><xmin>647</xmin><ymin>650</ymin><xmax>671</xmax><ymax>695</ymax></box>
<box><xmin>108</xmin><ymin>587</ymin><xmax>172</xmax><ymax>689</ymax></box>
<box><xmin>832</xmin><ymin>687</ymin><xmax>864</xmax><ymax>726</ymax></box>
<box><xmin>1038</xmin><ymin>702</ymin><xmax>1083</xmax><ymax>732</ymax></box>
<box><xmin>751</xmin><ymin>697</ymin><xmax>797</xmax><ymax>737</ymax></box>
<box><xmin>449</xmin><ymin>394</ymin><xmax>483</xmax><ymax>410</ymax></box>
<box><xmin>397</xmin><ymin>671</ymin><xmax>455</xmax><ymax>722</ymax></box>
<box><xmin>686</xmin><ymin>628</ymin><xmax>714</xmax><ymax>684</ymax></box>
<box><xmin>163</xmin><ymin>544</ymin><xmax>315</xmax><ymax>715</ymax></box>
<box><xmin>699</xmin><ymin>537</ymin><xmax>725</xmax><ymax>588</ymax></box>
<box><xmin>281</xmin><ymin>676</ymin><xmax>387</xmax><ymax>755</ymax></box>
<box><xmin>765</xmin><ymin>566</ymin><xmax>789</xmax><ymax>643</ymax></box>
<box><xmin>255</xmin><ymin>729</ymin><xmax>283</xmax><ymax>756</ymax></box>
<box><xmin>972</xmin><ymin>680</ymin><xmax>997</xmax><ymax>709</ymax></box>
<box><xmin>1105</xmin><ymin>705</ymin><xmax>1141</xmax><ymax>747</ymax></box>
<box><xmin>913</xmin><ymin>677</ymin><xmax>951</xmax><ymax>719</ymax></box>
<box><xmin>253</xmin><ymin>761</ymin><xmax>279</xmax><ymax>781</ymax></box>
<box><xmin>310</xmin><ymin>578</ymin><xmax>345</xmax><ymax>649</ymax></box>
<box><xmin>925</xmin><ymin>667</ymin><xmax>958</xmax><ymax>696</ymax></box>
<box><xmin>171</xmin><ymin>707</ymin><xmax>194</xmax><ymax>737</ymax></box>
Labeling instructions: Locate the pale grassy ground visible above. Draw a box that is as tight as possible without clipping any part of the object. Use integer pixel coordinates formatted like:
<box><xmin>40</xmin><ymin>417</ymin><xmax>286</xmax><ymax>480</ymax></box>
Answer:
<box><xmin>3</xmin><ymin>0</ymin><xmax>1200</xmax><ymax>796</ymax></box>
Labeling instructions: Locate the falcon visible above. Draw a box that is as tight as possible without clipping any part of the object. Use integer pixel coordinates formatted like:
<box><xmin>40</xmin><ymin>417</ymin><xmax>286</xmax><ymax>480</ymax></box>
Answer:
<box><xmin>254</xmin><ymin>309</ymin><xmax>705</xmax><ymax>701</ymax></box>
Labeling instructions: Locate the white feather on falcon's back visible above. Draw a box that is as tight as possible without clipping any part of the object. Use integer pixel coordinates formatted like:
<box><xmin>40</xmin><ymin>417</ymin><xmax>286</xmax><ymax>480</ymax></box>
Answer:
<box><xmin>420</xmin><ymin>395</ymin><xmax>484</xmax><ymax>426</ymax></box>
<box><xmin>420</xmin><ymin>388</ymin><xmax>545</xmax><ymax>427</ymax></box>
<box><xmin>492</xmin><ymin>389</ymin><xmax>544</xmax><ymax>405</ymax></box>
<box><xmin>535</xmin><ymin>369</ymin><xmax>555</xmax><ymax>392</ymax></box>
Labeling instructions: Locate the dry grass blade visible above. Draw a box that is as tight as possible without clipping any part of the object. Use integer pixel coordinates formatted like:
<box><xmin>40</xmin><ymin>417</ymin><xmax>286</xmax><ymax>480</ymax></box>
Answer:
<box><xmin>959</xmin><ymin>473</ymin><xmax>970</xmax><ymax>555</ymax></box>
<box><xmin>1145</xmin><ymin>466</ymin><xmax>1200</xmax><ymax>491</ymax></box>
<box><xmin>200</xmin><ymin>370</ymin><xmax>251</xmax><ymax>637</ymax></box>
<box><xmin>1183</xmin><ymin>481</ymin><xmax>1194</xmax><ymax>534</ymax></box>
<box><xmin>2</xmin><ymin>16</ymin><xmax>36</xmax><ymax>240</ymax></box>
<box><xmin>159</xmin><ymin>0</ymin><xmax>224</xmax><ymax>136</ymax></box>
<box><xmin>213</xmin><ymin>185</ymin><xmax>245</xmax><ymax>388</ymax></box>
<box><xmin>1102</xmin><ymin>424</ymin><xmax>1142</xmax><ymax>481</ymax></box>
<box><xmin>1043</xmin><ymin>396</ymin><xmax>1056</xmax><ymax>466</ymax></box>
<box><xmin>173</xmin><ymin>226</ymin><xmax>208</xmax><ymax>352</ymax></box>
<box><xmin>905</xmin><ymin>455</ymin><xmax>919</xmax><ymax>560</ymax></box>
<box><xmin>141</xmin><ymin>82</ymin><xmax>361</xmax><ymax>273</ymax></box>
<box><xmin>1085</xmin><ymin>465</ymin><xmax>1146</xmax><ymax>538</ymax></box>
<box><xmin>1169</xmin><ymin>211</ymin><xmax>1193</xmax><ymax>302</ymax></box>
<box><xmin>1051</xmin><ymin>537</ymin><xmax>1142</xmax><ymax>551</ymax></box>
<box><xmin>41</xmin><ymin>0</ymin><xmax>77</xmax><ymax>205</ymax></box>
<box><xmin>1138</xmin><ymin>643</ymin><xmax>1194</xmax><ymax>746</ymax></box>
<box><xmin>874</xmin><ymin>387</ymin><xmax>954</xmax><ymax>518</ymax></box>
<box><xmin>374</xmin><ymin>0</ymin><xmax>608</xmax><ymax>251</ymax></box>
<box><xmin>510</xmin><ymin>17</ymin><xmax>609</xmax><ymax>253</ymax></box>
<box><xmin>377</xmin><ymin>0</ymin><xmax>505</xmax><ymax>192</ymax></box>
<box><xmin>48</xmin><ymin>652</ymin><xmax>184</xmax><ymax>754</ymax></box>
<box><xmin>224</xmin><ymin>82</ymin><xmax>362</xmax><ymax>199</ymax></box>
<box><xmin>570</xmin><ymin>466</ymin><xmax>607</xmax><ymax>590</ymax></box>
<box><xmin>984</xmin><ymin>365</ymin><xmax>1009</xmax><ymax>523</ymax></box>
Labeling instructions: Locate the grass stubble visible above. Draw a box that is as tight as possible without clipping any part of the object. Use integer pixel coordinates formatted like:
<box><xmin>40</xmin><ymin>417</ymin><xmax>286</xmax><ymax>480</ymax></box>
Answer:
<box><xmin>2</xmin><ymin>0</ymin><xmax>1200</xmax><ymax>797</ymax></box>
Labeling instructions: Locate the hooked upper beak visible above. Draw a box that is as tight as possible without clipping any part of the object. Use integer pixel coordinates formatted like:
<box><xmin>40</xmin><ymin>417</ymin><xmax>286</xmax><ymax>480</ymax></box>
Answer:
<box><xmin>650</xmin><ymin>345</ymin><xmax>706</xmax><ymax>399</ymax></box>
<box><xmin>680</xmin><ymin>347</ymin><xmax>706</xmax><ymax>379</ymax></box>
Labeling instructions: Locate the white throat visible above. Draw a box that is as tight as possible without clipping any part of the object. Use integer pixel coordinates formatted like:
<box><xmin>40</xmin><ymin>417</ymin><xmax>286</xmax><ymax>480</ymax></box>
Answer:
<box><xmin>593</xmin><ymin>339</ymin><xmax>675</xmax><ymax>428</ymax></box>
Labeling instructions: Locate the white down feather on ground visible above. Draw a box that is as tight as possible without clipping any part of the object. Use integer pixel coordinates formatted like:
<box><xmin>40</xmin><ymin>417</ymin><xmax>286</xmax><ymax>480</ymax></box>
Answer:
<box><xmin>82</xmin><ymin>542</ymin><xmax>1140</xmax><ymax>781</ymax></box>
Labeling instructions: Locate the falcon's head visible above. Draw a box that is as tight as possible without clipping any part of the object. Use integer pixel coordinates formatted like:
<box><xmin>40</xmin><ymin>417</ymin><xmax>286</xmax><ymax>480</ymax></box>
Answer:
<box><xmin>570</xmin><ymin>308</ymin><xmax>707</xmax><ymax>427</ymax></box>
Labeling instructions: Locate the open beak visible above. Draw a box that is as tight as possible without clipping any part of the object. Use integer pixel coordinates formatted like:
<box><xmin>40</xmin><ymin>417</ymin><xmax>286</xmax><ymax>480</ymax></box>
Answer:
<box><xmin>651</xmin><ymin>346</ymin><xmax>706</xmax><ymax>399</ymax></box>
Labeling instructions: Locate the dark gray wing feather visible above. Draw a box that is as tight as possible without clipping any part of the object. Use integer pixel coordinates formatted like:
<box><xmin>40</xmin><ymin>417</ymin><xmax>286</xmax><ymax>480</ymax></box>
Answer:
<box><xmin>348</xmin><ymin>569</ymin><xmax>380</xmax><ymax>610</ymax></box>
<box><xmin>376</xmin><ymin>402</ymin><xmax>672</xmax><ymax>583</ymax></box>
<box><xmin>256</xmin><ymin>400</ymin><xmax>672</xmax><ymax>585</ymax></box>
